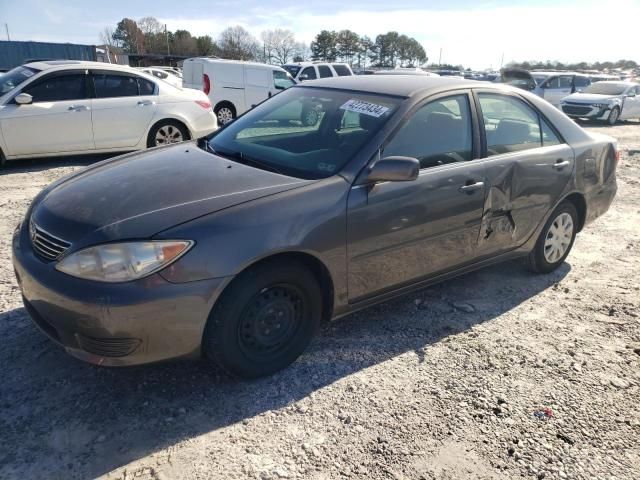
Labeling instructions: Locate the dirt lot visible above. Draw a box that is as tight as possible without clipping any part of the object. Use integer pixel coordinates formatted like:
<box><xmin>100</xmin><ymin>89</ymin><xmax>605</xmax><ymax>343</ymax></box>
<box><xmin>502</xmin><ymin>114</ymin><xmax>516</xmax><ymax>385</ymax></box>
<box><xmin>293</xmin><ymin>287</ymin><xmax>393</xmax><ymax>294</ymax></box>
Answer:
<box><xmin>1</xmin><ymin>122</ymin><xmax>639</xmax><ymax>480</ymax></box>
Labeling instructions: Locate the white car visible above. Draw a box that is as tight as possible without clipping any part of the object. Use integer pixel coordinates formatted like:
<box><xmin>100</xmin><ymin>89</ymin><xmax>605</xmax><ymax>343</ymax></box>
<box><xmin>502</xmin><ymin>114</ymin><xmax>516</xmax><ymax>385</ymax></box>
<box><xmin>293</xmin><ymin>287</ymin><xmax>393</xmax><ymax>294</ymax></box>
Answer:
<box><xmin>183</xmin><ymin>58</ymin><xmax>296</xmax><ymax>125</ymax></box>
<box><xmin>0</xmin><ymin>61</ymin><xmax>217</xmax><ymax>164</ymax></box>
<box><xmin>137</xmin><ymin>67</ymin><xmax>182</xmax><ymax>88</ymax></box>
<box><xmin>560</xmin><ymin>81</ymin><xmax>640</xmax><ymax>125</ymax></box>
<box><xmin>282</xmin><ymin>62</ymin><xmax>353</xmax><ymax>83</ymax></box>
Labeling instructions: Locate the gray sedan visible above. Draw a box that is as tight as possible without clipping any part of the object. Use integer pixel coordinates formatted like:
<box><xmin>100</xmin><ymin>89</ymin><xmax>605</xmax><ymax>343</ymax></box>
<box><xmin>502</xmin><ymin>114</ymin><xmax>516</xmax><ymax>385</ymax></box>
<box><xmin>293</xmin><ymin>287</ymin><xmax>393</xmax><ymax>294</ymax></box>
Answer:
<box><xmin>12</xmin><ymin>76</ymin><xmax>618</xmax><ymax>378</ymax></box>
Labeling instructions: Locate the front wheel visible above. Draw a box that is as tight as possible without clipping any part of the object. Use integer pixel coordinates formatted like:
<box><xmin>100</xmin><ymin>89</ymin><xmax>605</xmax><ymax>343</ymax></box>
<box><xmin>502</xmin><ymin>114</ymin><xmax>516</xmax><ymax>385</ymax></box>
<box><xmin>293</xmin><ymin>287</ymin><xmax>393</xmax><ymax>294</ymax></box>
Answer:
<box><xmin>607</xmin><ymin>107</ymin><xmax>620</xmax><ymax>126</ymax></box>
<box><xmin>527</xmin><ymin>201</ymin><xmax>578</xmax><ymax>273</ymax></box>
<box><xmin>202</xmin><ymin>261</ymin><xmax>322</xmax><ymax>378</ymax></box>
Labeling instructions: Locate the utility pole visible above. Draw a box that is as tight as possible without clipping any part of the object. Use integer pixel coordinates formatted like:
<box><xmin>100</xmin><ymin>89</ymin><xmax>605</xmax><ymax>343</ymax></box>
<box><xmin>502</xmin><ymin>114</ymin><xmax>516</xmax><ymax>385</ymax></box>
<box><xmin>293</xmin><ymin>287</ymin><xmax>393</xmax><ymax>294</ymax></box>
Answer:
<box><xmin>165</xmin><ymin>24</ymin><xmax>170</xmax><ymax>56</ymax></box>
<box><xmin>438</xmin><ymin>47</ymin><xmax>442</xmax><ymax>66</ymax></box>
<box><xmin>500</xmin><ymin>52</ymin><xmax>504</xmax><ymax>69</ymax></box>
<box><xmin>5</xmin><ymin>23</ymin><xmax>10</xmax><ymax>41</ymax></box>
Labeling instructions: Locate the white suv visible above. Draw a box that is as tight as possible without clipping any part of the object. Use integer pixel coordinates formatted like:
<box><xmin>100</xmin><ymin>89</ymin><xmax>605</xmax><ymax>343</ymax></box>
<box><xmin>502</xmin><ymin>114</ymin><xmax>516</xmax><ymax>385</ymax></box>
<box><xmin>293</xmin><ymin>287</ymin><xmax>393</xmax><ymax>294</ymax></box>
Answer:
<box><xmin>0</xmin><ymin>61</ymin><xmax>217</xmax><ymax>164</ymax></box>
<box><xmin>282</xmin><ymin>62</ymin><xmax>353</xmax><ymax>82</ymax></box>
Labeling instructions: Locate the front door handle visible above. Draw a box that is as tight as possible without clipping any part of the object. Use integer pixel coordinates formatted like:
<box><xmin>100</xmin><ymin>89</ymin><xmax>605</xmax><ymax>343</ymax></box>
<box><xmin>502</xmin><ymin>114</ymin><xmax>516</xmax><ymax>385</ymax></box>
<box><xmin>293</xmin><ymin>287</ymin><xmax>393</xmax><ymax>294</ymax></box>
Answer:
<box><xmin>67</xmin><ymin>105</ymin><xmax>89</xmax><ymax>112</ymax></box>
<box><xmin>459</xmin><ymin>181</ymin><xmax>484</xmax><ymax>194</ymax></box>
<box><xmin>137</xmin><ymin>100</ymin><xmax>154</xmax><ymax>106</ymax></box>
<box><xmin>553</xmin><ymin>160</ymin><xmax>571</xmax><ymax>169</ymax></box>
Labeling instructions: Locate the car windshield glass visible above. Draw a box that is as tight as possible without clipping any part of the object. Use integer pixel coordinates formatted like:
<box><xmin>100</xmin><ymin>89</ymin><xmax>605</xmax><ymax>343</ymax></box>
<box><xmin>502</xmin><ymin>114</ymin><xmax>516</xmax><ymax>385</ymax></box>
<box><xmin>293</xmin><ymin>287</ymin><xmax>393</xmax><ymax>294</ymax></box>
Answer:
<box><xmin>207</xmin><ymin>87</ymin><xmax>401</xmax><ymax>180</ymax></box>
<box><xmin>583</xmin><ymin>83</ymin><xmax>628</xmax><ymax>95</ymax></box>
<box><xmin>282</xmin><ymin>65</ymin><xmax>301</xmax><ymax>78</ymax></box>
<box><xmin>0</xmin><ymin>66</ymin><xmax>40</xmax><ymax>95</ymax></box>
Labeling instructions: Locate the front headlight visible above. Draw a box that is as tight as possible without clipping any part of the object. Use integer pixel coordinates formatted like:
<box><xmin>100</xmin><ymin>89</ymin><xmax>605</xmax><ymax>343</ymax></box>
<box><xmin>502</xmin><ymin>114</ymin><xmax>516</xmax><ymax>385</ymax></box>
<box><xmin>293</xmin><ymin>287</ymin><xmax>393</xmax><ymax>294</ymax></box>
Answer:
<box><xmin>55</xmin><ymin>240</ymin><xmax>193</xmax><ymax>282</ymax></box>
<box><xmin>593</xmin><ymin>103</ymin><xmax>610</xmax><ymax>109</ymax></box>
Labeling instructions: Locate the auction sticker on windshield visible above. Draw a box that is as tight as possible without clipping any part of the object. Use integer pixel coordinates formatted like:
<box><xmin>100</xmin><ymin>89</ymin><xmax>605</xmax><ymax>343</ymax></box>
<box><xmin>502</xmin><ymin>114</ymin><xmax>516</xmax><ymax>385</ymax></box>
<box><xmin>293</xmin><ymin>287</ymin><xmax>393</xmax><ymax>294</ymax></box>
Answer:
<box><xmin>340</xmin><ymin>99</ymin><xmax>390</xmax><ymax>118</ymax></box>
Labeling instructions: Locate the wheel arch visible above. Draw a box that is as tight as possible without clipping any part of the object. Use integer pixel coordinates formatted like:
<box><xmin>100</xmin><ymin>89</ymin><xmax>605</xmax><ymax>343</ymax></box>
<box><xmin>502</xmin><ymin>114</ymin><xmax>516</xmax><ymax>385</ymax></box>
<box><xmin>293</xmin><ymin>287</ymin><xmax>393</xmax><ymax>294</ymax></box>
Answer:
<box><xmin>218</xmin><ymin>250</ymin><xmax>335</xmax><ymax>324</ymax></box>
<box><xmin>562</xmin><ymin>192</ymin><xmax>587</xmax><ymax>232</ymax></box>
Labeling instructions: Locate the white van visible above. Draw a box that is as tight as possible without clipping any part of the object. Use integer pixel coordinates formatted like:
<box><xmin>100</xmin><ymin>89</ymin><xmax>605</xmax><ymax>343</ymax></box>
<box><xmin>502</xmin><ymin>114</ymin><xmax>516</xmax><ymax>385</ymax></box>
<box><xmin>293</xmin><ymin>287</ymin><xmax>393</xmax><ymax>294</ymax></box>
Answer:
<box><xmin>182</xmin><ymin>58</ymin><xmax>296</xmax><ymax>124</ymax></box>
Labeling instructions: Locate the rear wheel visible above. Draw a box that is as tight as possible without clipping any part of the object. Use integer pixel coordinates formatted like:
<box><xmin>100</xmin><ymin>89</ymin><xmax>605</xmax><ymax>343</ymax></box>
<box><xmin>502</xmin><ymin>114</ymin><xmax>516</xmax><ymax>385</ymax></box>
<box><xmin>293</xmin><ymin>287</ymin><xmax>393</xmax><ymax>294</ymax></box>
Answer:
<box><xmin>527</xmin><ymin>201</ymin><xmax>578</xmax><ymax>273</ymax></box>
<box><xmin>215</xmin><ymin>104</ymin><xmax>236</xmax><ymax>125</ymax></box>
<box><xmin>202</xmin><ymin>261</ymin><xmax>322</xmax><ymax>378</ymax></box>
<box><xmin>607</xmin><ymin>107</ymin><xmax>620</xmax><ymax>126</ymax></box>
<box><xmin>147</xmin><ymin>120</ymin><xmax>189</xmax><ymax>147</ymax></box>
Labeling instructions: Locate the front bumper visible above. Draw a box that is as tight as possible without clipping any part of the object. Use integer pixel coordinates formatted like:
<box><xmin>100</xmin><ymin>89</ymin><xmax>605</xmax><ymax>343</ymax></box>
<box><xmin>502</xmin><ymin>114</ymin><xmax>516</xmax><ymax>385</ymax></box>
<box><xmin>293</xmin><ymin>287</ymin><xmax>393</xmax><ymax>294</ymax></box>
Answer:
<box><xmin>561</xmin><ymin>103</ymin><xmax>613</xmax><ymax>120</ymax></box>
<box><xmin>12</xmin><ymin>223</ymin><xmax>230</xmax><ymax>366</ymax></box>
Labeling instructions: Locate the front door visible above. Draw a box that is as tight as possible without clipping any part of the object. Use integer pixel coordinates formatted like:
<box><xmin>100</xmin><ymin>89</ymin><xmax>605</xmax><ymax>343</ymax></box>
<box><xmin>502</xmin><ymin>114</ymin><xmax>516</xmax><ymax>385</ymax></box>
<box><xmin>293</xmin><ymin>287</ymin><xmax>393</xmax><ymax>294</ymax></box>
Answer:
<box><xmin>474</xmin><ymin>91</ymin><xmax>574</xmax><ymax>257</ymax></box>
<box><xmin>541</xmin><ymin>75</ymin><xmax>574</xmax><ymax>106</ymax></box>
<box><xmin>621</xmin><ymin>86</ymin><xmax>640</xmax><ymax>119</ymax></box>
<box><xmin>244</xmin><ymin>67</ymin><xmax>272</xmax><ymax>109</ymax></box>
<box><xmin>90</xmin><ymin>71</ymin><xmax>158</xmax><ymax>149</ymax></box>
<box><xmin>347</xmin><ymin>92</ymin><xmax>485</xmax><ymax>301</ymax></box>
<box><xmin>0</xmin><ymin>71</ymin><xmax>94</xmax><ymax>156</ymax></box>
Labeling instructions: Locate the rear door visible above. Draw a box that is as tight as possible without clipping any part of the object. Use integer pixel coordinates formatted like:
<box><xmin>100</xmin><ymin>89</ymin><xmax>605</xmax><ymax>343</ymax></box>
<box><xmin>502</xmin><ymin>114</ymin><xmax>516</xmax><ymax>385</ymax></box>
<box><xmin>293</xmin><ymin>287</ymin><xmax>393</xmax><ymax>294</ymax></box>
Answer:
<box><xmin>541</xmin><ymin>75</ymin><xmax>574</xmax><ymax>106</ymax></box>
<box><xmin>473</xmin><ymin>90</ymin><xmax>574</xmax><ymax>257</ymax></box>
<box><xmin>0</xmin><ymin>70</ymin><xmax>94</xmax><ymax>156</ymax></box>
<box><xmin>346</xmin><ymin>91</ymin><xmax>486</xmax><ymax>301</ymax></box>
<box><xmin>244</xmin><ymin>67</ymin><xmax>272</xmax><ymax>108</ymax></box>
<box><xmin>90</xmin><ymin>71</ymin><xmax>158</xmax><ymax>149</ymax></box>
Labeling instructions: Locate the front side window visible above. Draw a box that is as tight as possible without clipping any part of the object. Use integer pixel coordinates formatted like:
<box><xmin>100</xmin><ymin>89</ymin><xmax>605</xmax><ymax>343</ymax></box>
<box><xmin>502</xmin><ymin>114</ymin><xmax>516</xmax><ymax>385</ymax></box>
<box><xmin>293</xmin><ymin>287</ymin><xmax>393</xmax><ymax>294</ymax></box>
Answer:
<box><xmin>478</xmin><ymin>93</ymin><xmax>561</xmax><ymax>155</ymax></box>
<box><xmin>93</xmin><ymin>73</ymin><xmax>139</xmax><ymax>98</ymax></box>
<box><xmin>273</xmin><ymin>70</ymin><xmax>295</xmax><ymax>90</ymax></box>
<box><xmin>543</xmin><ymin>76</ymin><xmax>559</xmax><ymax>89</ymax></box>
<box><xmin>574</xmin><ymin>76</ymin><xmax>590</xmax><ymax>88</ymax></box>
<box><xmin>559</xmin><ymin>76</ymin><xmax>573</xmax><ymax>88</ymax></box>
<box><xmin>383</xmin><ymin>94</ymin><xmax>473</xmax><ymax>169</ymax></box>
<box><xmin>318</xmin><ymin>65</ymin><xmax>333</xmax><ymax>78</ymax></box>
<box><xmin>207</xmin><ymin>88</ymin><xmax>400</xmax><ymax>179</ymax></box>
<box><xmin>300</xmin><ymin>67</ymin><xmax>316</xmax><ymax>81</ymax></box>
<box><xmin>22</xmin><ymin>74</ymin><xmax>86</xmax><ymax>102</ymax></box>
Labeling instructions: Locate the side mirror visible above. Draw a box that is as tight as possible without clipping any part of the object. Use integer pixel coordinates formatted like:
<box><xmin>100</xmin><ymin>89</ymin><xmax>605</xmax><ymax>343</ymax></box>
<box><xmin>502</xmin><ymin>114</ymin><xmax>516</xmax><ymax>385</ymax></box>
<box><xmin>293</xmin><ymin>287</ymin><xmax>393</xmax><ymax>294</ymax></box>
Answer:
<box><xmin>299</xmin><ymin>74</ymin><xmax>309</xmax><ymax>81</ymax></box>
<box><xmin>274</xmin><ymin>84</ymin><xmax>285</xmax><ymax>90</ymax></box>
<box><xmin>15</xmin><ymin>93</ymin><xmax>33</xmax><ymax>105</ymax></box>
<box><xmin>627</xmin><ymin>91</ymin><xmax>636</xmax><ymax>98</ymax></box>
<box><xmin>365</xmin><ymin>156</ymin><xmax>419</xmax><ymax>183</ymax></box>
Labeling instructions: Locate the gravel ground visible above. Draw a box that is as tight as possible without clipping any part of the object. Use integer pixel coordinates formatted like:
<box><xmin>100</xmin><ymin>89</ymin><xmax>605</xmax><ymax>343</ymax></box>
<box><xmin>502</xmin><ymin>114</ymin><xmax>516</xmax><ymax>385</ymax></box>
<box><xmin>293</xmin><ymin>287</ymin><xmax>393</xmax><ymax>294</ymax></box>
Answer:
<box><xmin>0</xmin><ymin>122</ymin><xmax>639</xmax><ymax>480</ymax></box>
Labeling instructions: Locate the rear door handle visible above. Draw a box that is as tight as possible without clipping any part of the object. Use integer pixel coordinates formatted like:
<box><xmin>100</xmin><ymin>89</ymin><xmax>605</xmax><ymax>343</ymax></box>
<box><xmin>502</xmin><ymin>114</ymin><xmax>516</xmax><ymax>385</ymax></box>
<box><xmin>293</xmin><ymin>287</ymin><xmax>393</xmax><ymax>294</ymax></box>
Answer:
<box><xmin>137</xmin><ymin>100</ymin><xmax>154</xmax><ymax>106</ymax></box>
<box><xmin>459</xmin><ymin>181</ymin><xmax>484</xmax><ymax>193</ymax></box>
<box><xmin>553</xmin><ymin>160</ymin><xmax>571</xmax><ymax>169</ymax></box>
<box><xmin>67</xmin><ymin>105</ymin><xmax>89</xmax><ymax>112</ymax></box>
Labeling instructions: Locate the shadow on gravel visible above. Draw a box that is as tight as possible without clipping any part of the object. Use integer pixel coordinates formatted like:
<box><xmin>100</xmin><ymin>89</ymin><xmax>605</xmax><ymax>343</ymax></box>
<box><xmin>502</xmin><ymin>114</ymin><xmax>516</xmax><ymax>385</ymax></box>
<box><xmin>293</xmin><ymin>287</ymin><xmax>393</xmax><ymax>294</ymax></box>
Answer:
<box><xmin>0</xmin><ymin>260</ymin><xmax>570</xmax><ymax>479</ymax></box>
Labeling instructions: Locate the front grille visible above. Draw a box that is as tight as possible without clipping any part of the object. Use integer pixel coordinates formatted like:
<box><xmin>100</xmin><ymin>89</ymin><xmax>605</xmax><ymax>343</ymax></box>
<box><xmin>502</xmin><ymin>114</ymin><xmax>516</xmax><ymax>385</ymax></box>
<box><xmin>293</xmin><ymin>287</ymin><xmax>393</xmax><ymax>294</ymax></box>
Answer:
<box><xmin>562</xmin><ymin>104</ymin><xmax>594</xmax><ymax>116</ymax></box>
<box><xmin>76</xmin><ymin>334</ymin><xmax>141</xmax><ymax>357</ymax></box>
<box><xmin>30</xmin><ymin>221</ymin><xmax>71</xmax><ymax>261</ymax></box>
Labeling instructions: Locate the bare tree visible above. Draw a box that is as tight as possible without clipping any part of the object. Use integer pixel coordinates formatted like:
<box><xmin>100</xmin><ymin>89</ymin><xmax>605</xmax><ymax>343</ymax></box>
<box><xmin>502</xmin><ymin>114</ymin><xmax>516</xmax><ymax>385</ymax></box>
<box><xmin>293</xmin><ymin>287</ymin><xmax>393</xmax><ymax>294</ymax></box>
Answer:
<box><xmin>138</xmin><ymin>16</ymin><xmax>164</xmax><ymax>54</ymax></box>
<box><xmin>263</xmin><ymin>29</ymin><xmax>296</xmax><ymax>64</ymax></box>
<box><xmin>99</xmin><ymin>27</ymin><xmax>115</xmax><ymax>47</ymax></box>
<box><xmin>218</xmin><ymin>26</ymin><xmax>258</xmax><ymax>61</ymax></box>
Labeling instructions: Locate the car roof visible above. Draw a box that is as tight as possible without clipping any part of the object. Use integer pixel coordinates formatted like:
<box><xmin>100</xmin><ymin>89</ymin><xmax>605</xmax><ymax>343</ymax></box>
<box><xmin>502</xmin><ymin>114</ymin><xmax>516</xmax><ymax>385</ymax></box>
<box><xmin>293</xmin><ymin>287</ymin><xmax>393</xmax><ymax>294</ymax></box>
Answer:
<box><xmin>184</xmin><ymin>58</ymin><xmax>284</xmax><ymax>70</ymax></box>
<box><xmin>296</xmin><ymin>75</ymin><xmax>481</xmax><ymax>98</ymax></box>
<box><xmin>284</xmin><ymin>61</ymin><xmax>349</xmax><ymax>67</ymax></box>
<box><xmin>24</xmin><ymin>60</ymin><xmax>138</xmax><ymax>73</ymax></box>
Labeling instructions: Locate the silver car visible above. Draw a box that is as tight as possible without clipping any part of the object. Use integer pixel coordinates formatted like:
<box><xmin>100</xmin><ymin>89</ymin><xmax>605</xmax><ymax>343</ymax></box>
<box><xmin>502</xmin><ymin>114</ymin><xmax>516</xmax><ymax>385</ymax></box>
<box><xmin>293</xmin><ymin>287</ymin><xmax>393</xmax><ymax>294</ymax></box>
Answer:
<box><xmin>13</xmin><ymin>76</ymin><xmax>618</xmax><ymax>378</ymax></box>
<box><xmin>560</xmin><ymin>81</ymin><xmax>640</xmax><ymax>125</ymax></box>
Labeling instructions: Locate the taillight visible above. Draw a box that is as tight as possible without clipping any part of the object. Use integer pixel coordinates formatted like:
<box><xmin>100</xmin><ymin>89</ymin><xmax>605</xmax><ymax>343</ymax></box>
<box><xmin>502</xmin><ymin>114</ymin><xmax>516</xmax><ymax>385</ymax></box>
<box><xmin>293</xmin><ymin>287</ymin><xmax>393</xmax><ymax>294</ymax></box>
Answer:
<box><xmin>203</xmin><ymin>74</ymin><xmax>211</xmax><ymax>95</ymax></box>
<box><xmin>195</xmin><ymin>100</ymin><xmax>211</xmax><ymax>109</ymax></box>
<box><xmin>615</xmin><ymin>149</ymin><xmax>621</xmax><ymax>164</ymax></box>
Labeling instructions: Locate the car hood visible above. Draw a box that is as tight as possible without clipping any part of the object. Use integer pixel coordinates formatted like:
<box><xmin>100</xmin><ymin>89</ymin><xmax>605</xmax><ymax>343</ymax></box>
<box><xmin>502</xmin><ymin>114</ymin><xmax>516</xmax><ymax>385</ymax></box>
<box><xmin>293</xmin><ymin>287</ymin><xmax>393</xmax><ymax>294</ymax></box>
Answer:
<box><xmin>31</xmin><ymin>143</ymin><xmax>314</xmax><ymax>249</ymax></box>
<box><xmin>563</xmin><ymin>93</ymin><xmax>620</xmax><ymax>103</ymax></box>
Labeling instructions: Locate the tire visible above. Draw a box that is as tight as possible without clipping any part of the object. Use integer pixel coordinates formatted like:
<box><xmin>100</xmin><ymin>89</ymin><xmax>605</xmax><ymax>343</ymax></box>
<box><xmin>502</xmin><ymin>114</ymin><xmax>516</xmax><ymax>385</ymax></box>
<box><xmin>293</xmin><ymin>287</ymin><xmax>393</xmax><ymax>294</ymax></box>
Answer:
<box><xmin>301</xmin><ymin>107</ymin><xmax>319</xmax><ymax>127</ymax></box>
<box><xmin>202</xmin><ymin>261</ymin><xmax>322</xmax><ymax>378</ymax></box>
<box><xmin>606</xmin><ymin>107</ymin><xmax>620</xmax><ymax>126</ymax></box>
<box><xmin>147</xmin><ymin>120</ymin><xmax>189</xmax><ymax>148</ymax></box>
<box><xmin>215</xmin><ymin>104</ymin><xmax>236</xmax><ymax>125</ymax></box>
<box><xmin>527</xmin><ymin>201</ymin><xmax>578</xmax><ymax>274</ymax></box>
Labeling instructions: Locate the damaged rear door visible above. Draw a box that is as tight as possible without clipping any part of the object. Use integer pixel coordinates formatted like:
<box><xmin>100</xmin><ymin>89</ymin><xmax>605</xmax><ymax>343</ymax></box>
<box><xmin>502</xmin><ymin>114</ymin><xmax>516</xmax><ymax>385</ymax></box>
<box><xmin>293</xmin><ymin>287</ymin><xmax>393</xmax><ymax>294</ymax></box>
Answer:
<box><xmin>473</xmin><ymin>91</ymin><xmax>574</xmax><ymax>256</ymax></box>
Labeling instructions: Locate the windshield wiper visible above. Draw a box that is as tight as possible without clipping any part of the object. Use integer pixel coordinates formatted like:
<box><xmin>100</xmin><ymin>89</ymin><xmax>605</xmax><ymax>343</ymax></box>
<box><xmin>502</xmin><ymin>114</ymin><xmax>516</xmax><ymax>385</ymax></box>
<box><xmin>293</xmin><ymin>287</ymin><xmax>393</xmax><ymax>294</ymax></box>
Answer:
<box><xmin>205</xmin><ymin>144</ymin><xmax>286</xmax><ymax>176</ymax></box>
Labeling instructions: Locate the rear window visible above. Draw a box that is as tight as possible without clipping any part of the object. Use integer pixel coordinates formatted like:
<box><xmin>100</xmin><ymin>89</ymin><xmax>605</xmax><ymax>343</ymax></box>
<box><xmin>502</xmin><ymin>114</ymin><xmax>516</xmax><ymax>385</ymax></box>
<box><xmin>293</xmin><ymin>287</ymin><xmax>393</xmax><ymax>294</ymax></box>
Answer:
<box><xmin>333</xmin><ymin>65</ymin><xmax>352</xmax><ymax>77</ymax></box>
<box><xmin>93</xmin><ymin>73</ymin><xmax>144</xmax><ymax>98</ymax></box>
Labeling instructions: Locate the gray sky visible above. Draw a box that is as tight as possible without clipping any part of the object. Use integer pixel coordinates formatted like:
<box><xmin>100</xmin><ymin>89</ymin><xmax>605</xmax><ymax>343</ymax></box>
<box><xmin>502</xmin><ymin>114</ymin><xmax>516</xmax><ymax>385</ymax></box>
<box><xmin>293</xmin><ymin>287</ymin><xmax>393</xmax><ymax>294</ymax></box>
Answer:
<box><xmin>2</xmin><ymin>0</ymin><xmax>639</xmax><ymax>69</ymax></box>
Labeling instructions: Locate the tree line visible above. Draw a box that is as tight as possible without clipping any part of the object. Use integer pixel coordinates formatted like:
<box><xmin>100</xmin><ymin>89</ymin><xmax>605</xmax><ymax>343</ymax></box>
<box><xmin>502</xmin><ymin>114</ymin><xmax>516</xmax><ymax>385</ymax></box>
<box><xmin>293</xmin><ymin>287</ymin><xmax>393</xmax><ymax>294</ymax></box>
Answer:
<box><xmin>101</xmin><ymin>17</ymin><xmax>427</xmax><ymax>68</ymax></box>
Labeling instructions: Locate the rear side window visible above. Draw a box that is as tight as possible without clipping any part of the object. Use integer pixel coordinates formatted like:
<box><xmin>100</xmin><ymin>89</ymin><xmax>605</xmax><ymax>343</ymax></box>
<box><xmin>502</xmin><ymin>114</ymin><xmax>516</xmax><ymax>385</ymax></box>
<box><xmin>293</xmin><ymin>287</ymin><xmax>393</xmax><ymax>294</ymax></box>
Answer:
<box><xmin>22</xmin><ymin>74</ymin><xmax>87</xmax><ymax>102</ymax></box>
<box><xmin>574</xmin><ymin>76</ymin><xmax>590</xmax><ymax>88</ymax></box>
<box><xmin>383</xmin><ymin>94</ymin><xmax>473</xmax><ymax>169</ymax></box>
<box><xmin>333</xmin><ymin>65</ymin><xmax>352</xmax><ymax>76</ymax></box>
<box><xmin>138</xmin><ymin>77</ymin><xmax>156</xmax><ymax>95</ymax></box>
<box><xmin>478</xmin><ymin>93</ymin><xmax>562</xmax><ymax>155</ymax></box>
<box><xmin>300</xmin><ymin>67</ymin><xmax>317</xmax><ymax>80</ymax></box>
<box><xmin>318</xmin><ymin>65</ymin><xmax>333</xmax><ymax>78</ymax></box>
<box><xmin>93</xmin><ymin>74</ymin><xmax>139</xmax><ymax>98</ymax></box>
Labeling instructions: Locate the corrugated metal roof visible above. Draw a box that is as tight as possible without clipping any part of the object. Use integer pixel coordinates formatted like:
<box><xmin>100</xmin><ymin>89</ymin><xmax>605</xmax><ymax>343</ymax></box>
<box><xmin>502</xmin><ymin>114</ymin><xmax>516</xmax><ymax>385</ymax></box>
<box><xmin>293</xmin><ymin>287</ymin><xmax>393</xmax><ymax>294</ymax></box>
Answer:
<box><xmin>0</xmin><ymin>41</ymin><xmax>96</xmax><ymax>71</ymax></box>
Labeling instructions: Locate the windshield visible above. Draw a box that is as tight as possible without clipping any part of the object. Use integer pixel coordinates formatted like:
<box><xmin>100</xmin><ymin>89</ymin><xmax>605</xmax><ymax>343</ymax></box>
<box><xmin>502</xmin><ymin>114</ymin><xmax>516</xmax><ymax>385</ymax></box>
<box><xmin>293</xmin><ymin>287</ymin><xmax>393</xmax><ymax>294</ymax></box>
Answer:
<box><xmin>207</xmin><ymin>87</ymin><xmax>401</xmax><ymax>179</ymax></box>
<box><xmin>0</xmin><ymin>66</ymin><xmax>40</xmax><ymax>95</ymax></box>
<box><xmin>282</xmin><ymin>65</ymin><xmax>301</xmax><ymax>78</ymax></box>
<box><xmin>583</xmin><ymin>83</ymin><xmax>628</xmax><ymax>95</ymax></box>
